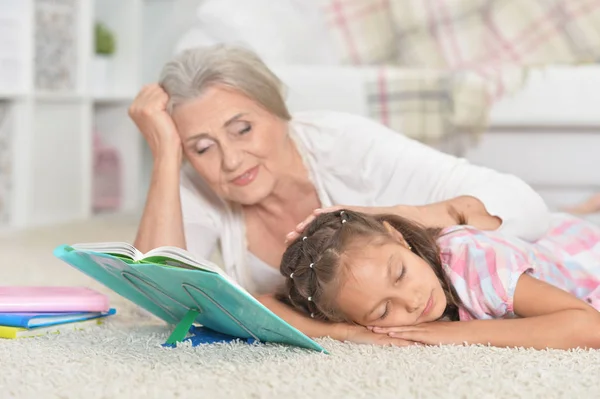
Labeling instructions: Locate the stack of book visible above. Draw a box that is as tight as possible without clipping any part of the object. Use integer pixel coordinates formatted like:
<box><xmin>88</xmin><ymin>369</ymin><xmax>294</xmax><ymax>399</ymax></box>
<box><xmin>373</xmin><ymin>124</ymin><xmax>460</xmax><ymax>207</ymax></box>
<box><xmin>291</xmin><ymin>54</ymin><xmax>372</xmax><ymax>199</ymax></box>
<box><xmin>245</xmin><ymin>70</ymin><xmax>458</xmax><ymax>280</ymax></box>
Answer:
<box><xmin>0</xmin><ymin>286</ymin><xmax>115</xmax><ymax>339</ymax></box>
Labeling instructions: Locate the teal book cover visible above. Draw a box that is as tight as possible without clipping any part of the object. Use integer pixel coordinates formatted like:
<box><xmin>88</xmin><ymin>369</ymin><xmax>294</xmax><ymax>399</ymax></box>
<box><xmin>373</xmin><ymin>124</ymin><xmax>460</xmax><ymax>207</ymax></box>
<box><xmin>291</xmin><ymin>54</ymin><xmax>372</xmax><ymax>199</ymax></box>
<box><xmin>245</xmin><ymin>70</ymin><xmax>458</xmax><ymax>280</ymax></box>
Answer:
<box><xmin>53</xmin><ymin>244</ymin><xmax>326</xmax><ymax>353</ymax></box>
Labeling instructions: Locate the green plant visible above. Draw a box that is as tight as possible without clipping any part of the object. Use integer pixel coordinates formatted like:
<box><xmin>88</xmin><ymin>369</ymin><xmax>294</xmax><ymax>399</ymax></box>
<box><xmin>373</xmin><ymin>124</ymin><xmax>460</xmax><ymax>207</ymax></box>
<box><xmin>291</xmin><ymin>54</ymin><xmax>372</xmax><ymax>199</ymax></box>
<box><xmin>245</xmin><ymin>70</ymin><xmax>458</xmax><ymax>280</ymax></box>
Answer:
<box><xmin>95</xmin><ymin>22</ymin><xmax>116</xmax><ymax>56</ymax></box>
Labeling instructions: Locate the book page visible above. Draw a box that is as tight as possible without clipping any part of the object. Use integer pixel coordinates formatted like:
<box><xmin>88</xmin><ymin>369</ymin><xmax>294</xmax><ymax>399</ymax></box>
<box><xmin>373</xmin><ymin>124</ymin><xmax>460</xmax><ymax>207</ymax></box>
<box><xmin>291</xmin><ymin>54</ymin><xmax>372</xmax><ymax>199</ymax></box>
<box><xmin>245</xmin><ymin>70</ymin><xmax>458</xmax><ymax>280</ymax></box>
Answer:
<box><xmin>70</xmin><ymin>242</ymin><xmax>243</xmax><ymax>289</ymax></box>
<box><xmin>143</xmin><ymin>247</ymin><xmax>226</xmax><ymax>273</ymax></box>
<box><xmin>142</xmin><ymin>247</ymin><xmax>245</xmax><ymax>289</ymax></box>
<box><xmin>71</xmin><ymin>242</ymin><xmax>143</xmax><ymax>259</ymax></box>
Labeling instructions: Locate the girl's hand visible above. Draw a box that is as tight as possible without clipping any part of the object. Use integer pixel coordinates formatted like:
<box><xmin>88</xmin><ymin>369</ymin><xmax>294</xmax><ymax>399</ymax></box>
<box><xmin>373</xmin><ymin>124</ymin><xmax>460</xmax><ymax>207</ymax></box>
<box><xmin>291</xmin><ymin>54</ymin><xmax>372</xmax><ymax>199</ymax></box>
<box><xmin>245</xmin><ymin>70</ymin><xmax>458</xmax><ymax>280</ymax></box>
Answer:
<box><xmin>369</xmin><ymin>322</ymin><xmax>463</xmax><ymax>346</ymax></box>
<box><xmin>285</xmin><ymin>205</ymin><xmax>423</xmax><ymax>244</ymax></box>
<box><xmin>341</xmin><ymin>324</ymin><xmax>419</xmax><ymax>347</ymax></box>
<box><xmin>129</xmin><ymin>84</ymin><xmax>182</xmax><ymax>160</ymax></box>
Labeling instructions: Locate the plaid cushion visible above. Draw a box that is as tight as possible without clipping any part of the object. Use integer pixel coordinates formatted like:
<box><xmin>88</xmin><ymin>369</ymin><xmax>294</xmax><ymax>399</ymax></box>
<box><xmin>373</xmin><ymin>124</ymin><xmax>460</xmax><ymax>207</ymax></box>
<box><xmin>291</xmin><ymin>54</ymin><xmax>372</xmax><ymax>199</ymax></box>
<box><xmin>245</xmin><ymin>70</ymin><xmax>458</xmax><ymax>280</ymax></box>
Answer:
<box><xmin>390</xmin><ymin>0</ymin><xmax>600</xmax><ymax>99</ymax></box>
<box><xmin>319</xmin><ymin>0</ymin><xmax>397</xmax><ymax>64</ymax></box>
<box><xmin>391</xmin><ymin>0</ymin><xmax>600</xmax><ymax>67</ymax></box>
<box><xmin>359</xmin><ymin>0</ymin><xmax>600</xmax><ymax>143</ymax></box>
<box><xmin>365</xmin><ymin>67</ymin><xmax>493</xmax><ymax>144</ymax></box>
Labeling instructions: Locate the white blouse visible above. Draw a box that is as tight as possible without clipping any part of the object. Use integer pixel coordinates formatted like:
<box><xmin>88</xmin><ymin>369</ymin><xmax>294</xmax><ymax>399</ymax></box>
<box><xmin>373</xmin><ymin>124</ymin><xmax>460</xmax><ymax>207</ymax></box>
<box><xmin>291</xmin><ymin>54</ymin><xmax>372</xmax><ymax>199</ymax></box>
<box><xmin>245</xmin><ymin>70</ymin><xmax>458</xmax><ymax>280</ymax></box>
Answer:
<box><xmin>179</xmin><ymin>111</ymin><xmax>550</xmax><ymax>295</ymax></box>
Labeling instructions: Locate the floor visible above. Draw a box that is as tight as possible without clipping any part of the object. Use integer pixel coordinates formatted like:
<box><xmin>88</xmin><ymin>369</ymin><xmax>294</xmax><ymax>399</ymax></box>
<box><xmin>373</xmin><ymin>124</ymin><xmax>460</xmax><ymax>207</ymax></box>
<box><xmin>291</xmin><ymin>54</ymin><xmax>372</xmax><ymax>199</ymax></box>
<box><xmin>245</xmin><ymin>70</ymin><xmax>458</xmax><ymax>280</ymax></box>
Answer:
<box><xmin>2</xmin><ymin>212</ymin><xmax>600</xmax><ymax>398</ymax></box>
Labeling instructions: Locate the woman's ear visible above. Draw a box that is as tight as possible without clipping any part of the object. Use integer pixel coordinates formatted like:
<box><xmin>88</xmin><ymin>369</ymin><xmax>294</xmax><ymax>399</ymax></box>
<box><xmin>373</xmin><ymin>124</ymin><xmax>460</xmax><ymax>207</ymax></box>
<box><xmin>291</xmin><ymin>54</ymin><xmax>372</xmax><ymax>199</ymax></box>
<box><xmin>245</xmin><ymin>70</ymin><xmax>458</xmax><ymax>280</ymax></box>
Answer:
<box><xmin>382</xmin><ymin>221</ymin><xmax>410</xmax><ymax>249</ymax></box>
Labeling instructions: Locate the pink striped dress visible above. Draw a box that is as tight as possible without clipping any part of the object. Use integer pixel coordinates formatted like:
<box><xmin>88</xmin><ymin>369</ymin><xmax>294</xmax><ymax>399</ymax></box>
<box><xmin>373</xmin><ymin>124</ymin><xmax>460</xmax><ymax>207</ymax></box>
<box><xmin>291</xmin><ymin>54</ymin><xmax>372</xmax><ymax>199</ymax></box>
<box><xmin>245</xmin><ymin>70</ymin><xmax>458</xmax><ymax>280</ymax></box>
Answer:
<box><xmin>436</xmin><ymin>213</ymin><xmax>600</xmax><ymax>321</ymax></box>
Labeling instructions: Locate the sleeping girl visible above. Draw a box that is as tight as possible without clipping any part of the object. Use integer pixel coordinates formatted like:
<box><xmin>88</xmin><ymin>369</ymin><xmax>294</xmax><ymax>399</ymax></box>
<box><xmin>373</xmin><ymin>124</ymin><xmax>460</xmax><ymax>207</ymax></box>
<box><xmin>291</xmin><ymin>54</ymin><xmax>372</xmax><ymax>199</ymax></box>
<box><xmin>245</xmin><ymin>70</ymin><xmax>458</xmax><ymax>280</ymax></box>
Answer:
<box><xmin>277</xmin><ymin>210</ymin><xmax>600</xmax><ymax>350</ymax></box>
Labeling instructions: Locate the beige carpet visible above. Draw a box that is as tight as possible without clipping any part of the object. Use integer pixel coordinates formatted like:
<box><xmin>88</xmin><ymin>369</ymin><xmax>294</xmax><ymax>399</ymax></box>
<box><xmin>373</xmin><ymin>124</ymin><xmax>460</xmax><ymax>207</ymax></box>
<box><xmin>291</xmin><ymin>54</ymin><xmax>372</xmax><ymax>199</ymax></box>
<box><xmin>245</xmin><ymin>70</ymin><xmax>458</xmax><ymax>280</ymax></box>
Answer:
<box><xmin>2</xmin><ymin>214</ymin><xmax>600</xmax><ymax>399</ymax></box>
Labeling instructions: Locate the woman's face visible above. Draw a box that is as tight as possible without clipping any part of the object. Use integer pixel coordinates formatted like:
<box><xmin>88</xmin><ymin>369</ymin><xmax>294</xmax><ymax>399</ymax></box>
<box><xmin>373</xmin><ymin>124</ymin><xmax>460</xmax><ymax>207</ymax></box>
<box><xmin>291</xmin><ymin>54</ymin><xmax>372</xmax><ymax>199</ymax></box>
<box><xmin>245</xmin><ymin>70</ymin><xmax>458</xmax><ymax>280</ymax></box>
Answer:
<box><xmin>172</xmin><ymin>86</ymin><xmax>291</xmax><ymax>205</ymax></box>
<box><xmin>334</xmin><ymin>236</ymin><xmax>447</xmax><ymax>328</ymax></box>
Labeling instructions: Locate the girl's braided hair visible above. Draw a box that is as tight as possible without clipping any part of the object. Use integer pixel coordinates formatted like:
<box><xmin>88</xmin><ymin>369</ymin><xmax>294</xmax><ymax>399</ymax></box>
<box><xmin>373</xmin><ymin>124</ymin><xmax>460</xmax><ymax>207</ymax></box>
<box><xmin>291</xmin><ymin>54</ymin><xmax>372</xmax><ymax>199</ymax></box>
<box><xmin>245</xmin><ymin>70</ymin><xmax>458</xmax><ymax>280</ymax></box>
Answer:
<box><xmin>276</xmin><ymin>210</ymin><xmax>463</xmax><ymax>323</ymax></box>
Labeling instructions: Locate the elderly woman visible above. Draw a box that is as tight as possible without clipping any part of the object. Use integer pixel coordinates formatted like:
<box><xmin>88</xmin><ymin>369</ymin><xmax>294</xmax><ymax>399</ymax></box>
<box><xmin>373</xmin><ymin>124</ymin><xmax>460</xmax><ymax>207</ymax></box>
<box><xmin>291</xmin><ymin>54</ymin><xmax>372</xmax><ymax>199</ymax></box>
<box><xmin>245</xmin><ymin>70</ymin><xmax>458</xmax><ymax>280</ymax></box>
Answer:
<box><xmin>129</xmin><ymin>44</ymin><xmax>549</xmax><ymax>345</ymax></box>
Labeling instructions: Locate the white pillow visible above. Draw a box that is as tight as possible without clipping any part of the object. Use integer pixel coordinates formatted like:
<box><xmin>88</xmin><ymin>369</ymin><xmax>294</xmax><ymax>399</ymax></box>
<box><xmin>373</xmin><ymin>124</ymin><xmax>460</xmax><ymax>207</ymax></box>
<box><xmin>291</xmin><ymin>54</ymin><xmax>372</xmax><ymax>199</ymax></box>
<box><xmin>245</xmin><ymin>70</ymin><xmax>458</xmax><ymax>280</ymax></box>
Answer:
<box><xmin>175</xmin><ymin>0</ymin><xmax>340</xmax><ymax>65</ymax></box>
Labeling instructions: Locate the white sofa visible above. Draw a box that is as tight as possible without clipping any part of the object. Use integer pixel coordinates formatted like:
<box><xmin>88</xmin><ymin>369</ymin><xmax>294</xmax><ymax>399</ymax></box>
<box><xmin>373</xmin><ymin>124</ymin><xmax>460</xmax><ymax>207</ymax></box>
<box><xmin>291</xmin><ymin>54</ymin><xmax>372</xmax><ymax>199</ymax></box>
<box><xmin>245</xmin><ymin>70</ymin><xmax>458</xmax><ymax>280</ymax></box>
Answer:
<box><xmin>467</xmin><ymin>65</ymin><xmax>600</xmax><ymax>214</ymax></box>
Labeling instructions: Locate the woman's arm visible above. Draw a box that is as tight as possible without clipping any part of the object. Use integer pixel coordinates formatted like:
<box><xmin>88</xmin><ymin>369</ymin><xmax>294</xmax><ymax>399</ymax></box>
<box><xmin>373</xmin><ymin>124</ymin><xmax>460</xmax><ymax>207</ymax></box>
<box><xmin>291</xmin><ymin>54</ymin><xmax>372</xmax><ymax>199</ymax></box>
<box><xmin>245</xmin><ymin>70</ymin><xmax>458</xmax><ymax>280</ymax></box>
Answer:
<box><xmin>129</xmin><ymin>84</ymin><xmax>187</xmax><ymax>252</ymax></box>
<box><xmin>375</xmin><ymin>274</ymin><xmax>600</xmax><ymax>350</ymax></box>
<box><xmin>395</xmin><ymin>195</ymin><xmax>502</xmax><ymax>231</ymax></box>
<box><xmin>287</xmin><ymin>198</ymin><xmax>500</xmax><ymax>244</ymax></box>
<box><xmin>306</xmin><ymin>112</ymin><xmax>550</xmax><ymax>241</ymax></box>
<box><xmin>387</xmin><ymin>129</ymin><xmax>550</xmax><ymax>241</ymax></box>
<box><xmin>399</xmin><ymin>150</ymin><xmax>552</xmax><ymax>241</ymax></box>
<box><xmin>134</xmin><ymin>153</ymin><xmax>186</xmax><ymax>252</ymax></box>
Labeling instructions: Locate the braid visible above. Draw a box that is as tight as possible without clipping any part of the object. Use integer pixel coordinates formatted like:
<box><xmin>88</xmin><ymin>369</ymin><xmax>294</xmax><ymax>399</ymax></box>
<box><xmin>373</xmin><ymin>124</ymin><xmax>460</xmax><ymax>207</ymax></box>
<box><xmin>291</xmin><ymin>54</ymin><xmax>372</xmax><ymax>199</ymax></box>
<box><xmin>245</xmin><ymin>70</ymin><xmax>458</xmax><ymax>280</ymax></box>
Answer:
<box><xmin>277</xmin><ymin>211</ymin><xmax>350</xmax><ymax>320</ymax></box>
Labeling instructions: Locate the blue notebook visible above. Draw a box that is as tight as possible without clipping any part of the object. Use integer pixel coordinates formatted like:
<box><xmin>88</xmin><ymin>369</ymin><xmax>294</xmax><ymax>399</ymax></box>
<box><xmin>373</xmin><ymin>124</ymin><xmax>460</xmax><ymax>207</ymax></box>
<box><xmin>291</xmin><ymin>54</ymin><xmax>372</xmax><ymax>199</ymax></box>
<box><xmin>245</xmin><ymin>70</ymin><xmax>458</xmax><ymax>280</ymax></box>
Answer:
<box><xmin>0</xmin><ymin>309</ymin><xmax>116</xmax><ymax>328</ymax></box>
<box><xmin>53</xmin><ymin>243</ymin><xmax>326</xmax><ymax>353</ymax></box>
<box><xmin>163</xmin><ymin>325</ymin><xmax>258</xmax><ymax>348</ymax></box>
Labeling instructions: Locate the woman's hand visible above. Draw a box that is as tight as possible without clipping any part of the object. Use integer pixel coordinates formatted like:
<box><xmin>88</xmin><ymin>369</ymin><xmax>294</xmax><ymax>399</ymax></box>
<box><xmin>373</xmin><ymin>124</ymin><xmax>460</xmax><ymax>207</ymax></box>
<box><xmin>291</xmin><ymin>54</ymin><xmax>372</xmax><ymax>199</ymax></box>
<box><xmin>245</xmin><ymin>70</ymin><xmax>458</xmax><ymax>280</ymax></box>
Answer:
<box><xmin>128</xmin><ymin>83</ymin><xmax>182</xmax><ymax>160</ymax></box>
<box><xmin>285</xmin><ymin>205</ymin><xmax>423</xmax><ymax>244</ymax></box>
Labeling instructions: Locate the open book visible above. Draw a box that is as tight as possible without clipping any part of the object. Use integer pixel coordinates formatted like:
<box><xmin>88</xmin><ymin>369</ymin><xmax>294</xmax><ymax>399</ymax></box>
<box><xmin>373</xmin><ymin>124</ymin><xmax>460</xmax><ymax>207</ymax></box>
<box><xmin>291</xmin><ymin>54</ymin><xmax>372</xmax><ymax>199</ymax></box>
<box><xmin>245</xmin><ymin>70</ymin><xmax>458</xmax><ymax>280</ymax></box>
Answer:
<box><xmin>54</xmin><ymin>243</ymin><xmax>325</xmax><ymax>352</ymax></box>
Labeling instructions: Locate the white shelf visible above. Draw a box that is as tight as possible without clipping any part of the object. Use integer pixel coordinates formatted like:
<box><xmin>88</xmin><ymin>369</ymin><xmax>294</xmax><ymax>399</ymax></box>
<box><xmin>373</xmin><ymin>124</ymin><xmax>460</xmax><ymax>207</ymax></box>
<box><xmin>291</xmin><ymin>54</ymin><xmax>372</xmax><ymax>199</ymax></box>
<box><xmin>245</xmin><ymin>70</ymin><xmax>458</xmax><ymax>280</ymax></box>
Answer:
<box><xmin>0</xmin><ymin>92</ymin><xmax>27</xmax><ymax>100</ymax></box>
<box><xmin>0</xmin><ymin>92</ymin><xmax>137</xmax><ymax>103</ymax></box>
<box><xmin>0</xmin><ymin>0</ymin><xmax>147</xmax><ymax>229</ymax></box>
<box><xmin>93</xmin><ymin>94</ymin><xmax>135</xmax><ymax>104</ymax></box>
<box><xmin>34</xmin><ymin>92</ymin><xmax>87</xmax><ymax>102</ymax></box>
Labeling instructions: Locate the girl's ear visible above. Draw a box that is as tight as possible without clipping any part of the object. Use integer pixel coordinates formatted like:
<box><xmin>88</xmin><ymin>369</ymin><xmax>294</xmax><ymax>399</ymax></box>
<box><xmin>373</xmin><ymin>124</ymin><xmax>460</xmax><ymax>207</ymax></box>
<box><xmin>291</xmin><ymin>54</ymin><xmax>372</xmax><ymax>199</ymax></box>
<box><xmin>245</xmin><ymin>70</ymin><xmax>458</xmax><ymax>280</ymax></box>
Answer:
<box><xmin>382</xmin><ymin>221</ymin><xmax>410</xmax><ymax>249</ymax></box>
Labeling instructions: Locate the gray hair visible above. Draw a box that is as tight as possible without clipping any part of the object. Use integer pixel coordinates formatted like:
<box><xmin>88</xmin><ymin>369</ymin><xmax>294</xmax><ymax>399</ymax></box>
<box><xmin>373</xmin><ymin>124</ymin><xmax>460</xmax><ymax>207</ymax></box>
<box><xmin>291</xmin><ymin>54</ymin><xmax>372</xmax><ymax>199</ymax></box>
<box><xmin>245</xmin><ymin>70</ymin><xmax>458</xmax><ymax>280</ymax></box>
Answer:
<box><xmin>159</xmin><ymin>44</ymin><xmax>291</xmax><ymax>121</ymax></box>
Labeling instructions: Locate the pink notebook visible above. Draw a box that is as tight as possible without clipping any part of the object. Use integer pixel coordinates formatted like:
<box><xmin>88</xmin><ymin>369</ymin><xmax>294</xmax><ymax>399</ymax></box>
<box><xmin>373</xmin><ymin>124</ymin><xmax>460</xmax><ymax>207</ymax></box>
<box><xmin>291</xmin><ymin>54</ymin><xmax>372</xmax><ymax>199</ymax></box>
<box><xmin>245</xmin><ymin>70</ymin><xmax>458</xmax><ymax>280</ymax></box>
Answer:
<box><xmin>0</xmin><ymin>286</ymin><xmax>110</xmax><ymax>312</ymax></box>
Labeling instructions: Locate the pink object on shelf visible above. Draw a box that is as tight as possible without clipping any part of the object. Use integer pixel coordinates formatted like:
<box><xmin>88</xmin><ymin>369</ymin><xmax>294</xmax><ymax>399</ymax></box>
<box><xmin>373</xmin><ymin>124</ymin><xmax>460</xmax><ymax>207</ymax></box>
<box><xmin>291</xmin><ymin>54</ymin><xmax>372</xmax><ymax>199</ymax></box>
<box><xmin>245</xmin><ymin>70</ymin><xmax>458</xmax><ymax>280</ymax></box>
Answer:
<box><xmin>92</xmin><ymin>132</ymin><xmax>122</xmax><ymax>212</ymax></box>
<box><xmin>0</xmin><ymin>286</ymin><xmax>110</xmax><ymax>312</ymax></box>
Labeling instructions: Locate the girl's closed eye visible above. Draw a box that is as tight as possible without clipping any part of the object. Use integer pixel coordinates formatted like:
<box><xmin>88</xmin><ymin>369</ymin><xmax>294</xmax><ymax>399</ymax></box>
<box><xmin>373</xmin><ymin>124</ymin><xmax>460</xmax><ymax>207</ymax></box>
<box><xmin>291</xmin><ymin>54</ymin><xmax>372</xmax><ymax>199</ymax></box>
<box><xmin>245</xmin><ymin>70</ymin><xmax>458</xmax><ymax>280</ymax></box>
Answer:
<box><xmin>380</xmin><ymin>301</ymin><xmax>390</xmax><ymax>320</ymax></box>
<box><xmin>397</xmin><ymin>267</ymin><xmax>406</xmax><ymax>282</ymax></box>
<box><xmin>380</xmin><ymin>268</ymin><xmax>406</xmax><ymax>319</ymax></box>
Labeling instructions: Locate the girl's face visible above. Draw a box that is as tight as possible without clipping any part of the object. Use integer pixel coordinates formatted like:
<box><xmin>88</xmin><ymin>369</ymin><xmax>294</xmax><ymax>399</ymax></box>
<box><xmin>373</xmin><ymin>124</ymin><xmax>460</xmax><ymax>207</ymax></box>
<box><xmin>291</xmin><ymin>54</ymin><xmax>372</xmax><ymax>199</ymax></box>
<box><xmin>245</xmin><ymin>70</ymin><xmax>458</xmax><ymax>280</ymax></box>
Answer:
<box><xmin>172</xmin><ymin>86</ymin><xmax>292</xmax><ymax>205</ymax></box>
<box><xmin>334</xmin><ymin>235</ymin><xmax>447</xmax><ymax>328</ymax></box>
